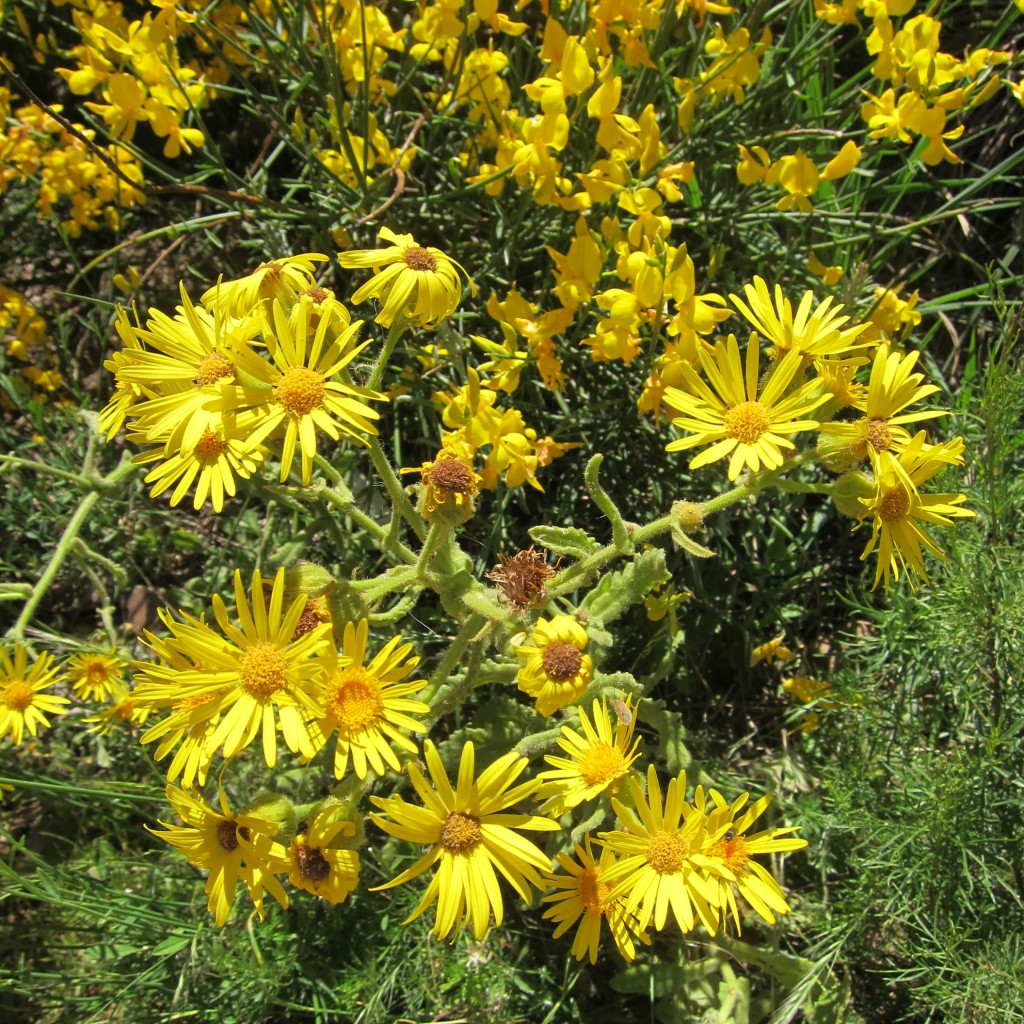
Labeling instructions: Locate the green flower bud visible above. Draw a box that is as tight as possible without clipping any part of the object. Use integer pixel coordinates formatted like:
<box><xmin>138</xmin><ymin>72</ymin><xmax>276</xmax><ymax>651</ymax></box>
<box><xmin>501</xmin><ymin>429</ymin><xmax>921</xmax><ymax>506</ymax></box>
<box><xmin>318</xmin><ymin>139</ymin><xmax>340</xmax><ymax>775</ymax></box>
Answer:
<box><xmin>833</xmin><ymin>471</ymin><xmax>874</xmax><ymax>518</ymax></box>
<box><xmin>286</xmin><ymin>560</ymin><xmax>335</xmax><ymax>599</ymax></box>
<box><xmin>817</xmin><ymin>432</ymin><xmax>864</xmax><ymax>473</ymax></box>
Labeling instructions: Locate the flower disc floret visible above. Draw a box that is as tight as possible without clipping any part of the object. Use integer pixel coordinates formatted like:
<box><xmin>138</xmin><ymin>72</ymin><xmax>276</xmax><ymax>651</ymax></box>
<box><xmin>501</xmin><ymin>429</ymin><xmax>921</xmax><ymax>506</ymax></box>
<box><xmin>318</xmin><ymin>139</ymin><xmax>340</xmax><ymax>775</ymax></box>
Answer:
<box><xmin>275</xmin><ymin>366</ymin><xmax>326</xmax><ymax>416</ymax></box>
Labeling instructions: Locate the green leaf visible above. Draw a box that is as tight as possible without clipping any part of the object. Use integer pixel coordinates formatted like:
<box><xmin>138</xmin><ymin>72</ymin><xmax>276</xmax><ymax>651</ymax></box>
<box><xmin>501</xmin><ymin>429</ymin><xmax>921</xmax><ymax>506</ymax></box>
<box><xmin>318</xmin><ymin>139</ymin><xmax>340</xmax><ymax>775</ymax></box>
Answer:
<box><xmin>529</xmin><ymin>524</ymin><xmax>601</xmax><ymax>560</ymax></box>
<box><xmin>151</xmin><ymin>935</ymin><xmax>191</xmax><ymax>957</ymax></box>
<box><xmin>581</xmin><ymin>547</ymin><xmax>668</xmax><ymax>625</ymax></box>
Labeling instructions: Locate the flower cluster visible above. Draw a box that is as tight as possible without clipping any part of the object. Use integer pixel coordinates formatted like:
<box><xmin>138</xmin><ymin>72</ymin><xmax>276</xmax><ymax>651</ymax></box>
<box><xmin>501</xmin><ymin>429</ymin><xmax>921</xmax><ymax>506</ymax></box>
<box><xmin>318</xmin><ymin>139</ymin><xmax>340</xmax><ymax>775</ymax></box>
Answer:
<box><xmin>0</xmin><ymin>283</ymin><xmax>63</xmax><ymax>405</ymax></box>
<box><xmin>650</xmin><ymin>275</ymin><xmax>973</xmax><ymax>591</ymax></box>
<box><xmin>100</xmin><ymin>255</ymin><xmax>385</xmax><ymax>510</ymax></box>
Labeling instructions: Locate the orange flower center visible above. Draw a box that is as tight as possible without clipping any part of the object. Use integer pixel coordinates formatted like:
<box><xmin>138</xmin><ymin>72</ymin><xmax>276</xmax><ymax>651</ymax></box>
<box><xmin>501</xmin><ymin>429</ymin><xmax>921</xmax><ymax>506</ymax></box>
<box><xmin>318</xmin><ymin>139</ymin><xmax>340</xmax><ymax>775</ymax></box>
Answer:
<box><xmin>194</xmin><ymin>350</ymin><xmax>235</xmax><ymax>386</ymax></box>
<box><xmin>578</xmin><ymin>869</ymin><xmax>612</xmax><ymax>913</ymax></box>
<box><xmin>1</xmin><ymin>679</ymin><xmax>33</xmax><ymax>711</ymax></box>
<box><xmin>879</xmin><ymin>485</ymin><xmax>910</xmax><ymax>523</ymax></box>
<box><xmin>440</xmin><ymin>811</ymin><xmax>481</xmax><ymax>853</ymax></box>
<box><xmin>706</xmin><ymin>833</ymin><xmax>751</xmax><ymax>874</ymax></box>
<box><xmin>194</xmin><ymin>428</ymin><xmax>230</xmax><ymax>462</ymax></box>
<box><xmin>722</xmin><ymin>400</ymin><xmax>772</xmax><ymax>444</ymax></box>
<box><xmin>113</xmin><ymin>699</ymin><xmax>135</xmax><ymax>721</ymax></box>
<box><xmin>276</xmin><ymin>366</ymin><xmax>326</xmax><ymax>416</ymax></box>
<box><xmin>403</xmin><ymin>246</ymin><xmax>437</xmax><ymax>272</ymax></box>
<box><xmin>239</xmin><ymin>642</ymin><xmax>287</xmax><ymax>698</ymax></box>
<box><xmin>294</xmin><ymin>835</ymin><xmax>331</xmax><ymax>883</ymax></box>
<box><xmin>866</xmin><ymin>418</ymin><xmax>892</xmax><ymax>452</ymax></box>
<box><xmin>579</xmin><ymin>742</ymin><xmax>626</xmax><ymax>787</ymax></box>
<box><xmin>85</xmin><ymin>661</ymin><xmax>110</xmax><ymax>684</ymax></box>
<box><xmin>427</xmin><ymin>457</ymin><xmax>473</xmax><ymax>494</ymax></box>
<box><xmin>325</xmin><ymin>667</ymin><xmax>383</xmax><ymax>733</ymax></box>
<box><xmin>647</xmin><ymin>829</ymin><xmax>690</xmax><ymax>873</ymax></box>
<box><xmin>542</xmin><ymin>642</ymin><xmax>582</xmax><ymax>682</ymax></box>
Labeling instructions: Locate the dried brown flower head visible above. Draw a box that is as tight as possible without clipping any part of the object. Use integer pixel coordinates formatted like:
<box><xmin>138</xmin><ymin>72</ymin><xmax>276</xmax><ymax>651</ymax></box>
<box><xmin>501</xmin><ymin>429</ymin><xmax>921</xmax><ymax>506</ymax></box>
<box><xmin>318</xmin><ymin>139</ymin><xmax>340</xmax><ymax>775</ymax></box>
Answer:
<box><xmin>485</xmin><ymin>546</ymin><xmax>558</xmax><ymax>611</ymax></box>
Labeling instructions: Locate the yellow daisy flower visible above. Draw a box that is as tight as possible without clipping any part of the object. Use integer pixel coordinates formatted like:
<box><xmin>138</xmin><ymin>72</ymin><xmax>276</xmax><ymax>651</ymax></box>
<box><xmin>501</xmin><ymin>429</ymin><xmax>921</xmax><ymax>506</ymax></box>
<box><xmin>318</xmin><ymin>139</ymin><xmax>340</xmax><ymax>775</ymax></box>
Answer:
<box><xmin>147</xmin><ymin>783</ymin><xmax>289</xmax><ymax>926</ymax></box>
<box><xmin>304</xmin><ymin>619</ymin><xmax>428</xmax><ymax>780</ymax></box>
<box><xmin>599</xmin><ymin>764</ymin><xmax>730</xmax><ymax>937</ymax></box>
<box><xmin>536</xmin><ymin>696</ymin><xmax>642</xmax><ymax>816</ymax></box>
<box><xmin>542</xmin><ymin>836</ymin><xmax>648</xmax><ymax>964</ymax></box>
<box><xmin>130</xmin><ymin>423</ymin><xmax>267</xmax><ymax>514</ymax></box>
<box><xmin>226</xmin><ymin>298</ymin><xmax>385</xmax><ymax>484</ymax></box>
<box><xmin>133</xmin><ymin>568</ymin><xmax>332</xmax><ymax>769</ymax></box>
<box><xmin>857</xmin><ymin>432</ymin><xmax>974</xmax><ymax>591</ymax></box>
<box><xmin>694</xmin><ymin>787</ymin><xmax>808</xmax><ymax>934</ymax></box>
<box><xmin>134</xmin><ymin>616</ymin><xmax>222</xmax><ymax>787</ymax></box>
<box><xmin>515</xmin><ymin>614</ymin><xmax>593</xmax><ymax>716</ymax></box>
<box><xmin>664</xmin><ymin>335</ymin><xmax>829</xmax><ymax>480</ymax></box>
<box><xmin>0</xmin><ymin>646</ymin><xmax>69</xmax><ymax>746</ymax></box>
<box><xmin>65</xmin><ymin>650</ymin><xmax>125</xmax><ymax>702</ymax></box>
<box><xmin>338</xmin><ymin>226</ymin><xmax>473</xmax><ymax>329</ymax></box>
<box><xmin>201</xmin><ymin>253</ymin><xmax>329</xmax><ymax>317</ymax></box>
<box><xmin>369</xmin><ymin>740</ymin><xmax>560</xmax><ymax>941</ymax></box>
<box><xmin>113</xmin><ymin>292</ymin><xmax>261</xmax><ymax>455</ymax></box>
<box><xmin>84</xmin><ymin>686</ymin><xmax>150</xmax><ymax>736</ymax></box>
<box><xmin>812</xmin><ymin>356</ymin><xmax>867</xmax><ymax>414</ymax></box>
<box><xmin>98</xmin><ymin>328</ymin><xmax>147</xmax><ymax>441</ymax></box>
<box><xmin>819</xmin><ymin>347</ymin><xmax>945</xmax><ymax>462</ymax></box>
<box><xmin>730</xmin><ymin>276</ymin><xmax>870</xmax><ymax>360</ymax></box>
<box><xmin>281</xmin><ymin>804</ymin><xmax>360</xmax><ymax>904</ymax></box>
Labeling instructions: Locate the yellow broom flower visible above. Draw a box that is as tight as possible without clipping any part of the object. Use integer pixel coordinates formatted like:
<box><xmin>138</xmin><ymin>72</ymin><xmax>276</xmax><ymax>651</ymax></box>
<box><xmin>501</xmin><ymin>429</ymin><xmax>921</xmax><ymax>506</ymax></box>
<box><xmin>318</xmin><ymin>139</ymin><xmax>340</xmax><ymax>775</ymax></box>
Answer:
<box><xmin>542</xmin><ymin>836</ymin><xmax>648</xmax><ymax>964</ymax></box>
<box><xmin>664</xmin><ymin>334</ymin><xmax>829</xmax><ymax>480</ymax></box>
<box><xmin>338</xmin><ymin>227</ymin><xmax>473</xmax><ymax>329</ymax></box>
<box><xmin>536</xmin><ymin>696</ymin><xmax>642</xmax><ymax>816</ymax></box>
<box><xmin>369</xmin><ymin>740</ymin><xmax>560</xmax><ymax>941</ymax></box>
<box><xmin>304</xmin><ymin>619</ymin><xmax>428</xmax><ymax>780</ymax></box>
<box><xmin>0</xmin><ymin>646</ymin><xmax>69</xmax><ymax>746</ymax></box>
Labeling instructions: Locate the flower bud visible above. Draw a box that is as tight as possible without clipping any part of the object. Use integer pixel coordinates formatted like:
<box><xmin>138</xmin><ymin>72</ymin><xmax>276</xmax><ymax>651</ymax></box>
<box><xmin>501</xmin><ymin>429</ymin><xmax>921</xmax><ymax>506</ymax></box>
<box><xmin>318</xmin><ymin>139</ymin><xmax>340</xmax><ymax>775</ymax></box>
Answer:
<box><xmin>817</xmin><ymin>432</ymin><xmax>863</xmax><ymax>473</ymax></box>
<box><xmin>832</xmin><ymin>471</ymin><xmax>874</xmax><ymax>518</ymax></box>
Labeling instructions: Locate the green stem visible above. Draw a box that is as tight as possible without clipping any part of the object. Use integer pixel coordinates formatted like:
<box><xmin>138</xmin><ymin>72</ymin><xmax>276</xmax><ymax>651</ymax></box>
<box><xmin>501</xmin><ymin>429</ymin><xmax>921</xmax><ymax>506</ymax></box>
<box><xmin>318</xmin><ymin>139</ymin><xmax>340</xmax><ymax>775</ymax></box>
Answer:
<box><xmin>7</xmin><ymin>454</ymin><xmax>137</xmax><ymax>641</ymax></box>
<box><xmin>421</xmin><ymin>613</ymin><xmax>488</xmax><ymax>706</ymax></box>
<box><xmin>428</xmin><ymin>642</ymin><xmax>487</xmax><ymax>725</ymax></box>
<box><xmin>0</xmin><ymin>454</ymin><xmax>89</xmax><ymax>487</ymax></box>
<box><xmin>415</xmin><ymin>521</ymin><xmax>452</xmax><ymax>578</ymax></box>
<box><xmin>368</xmin><ymin>316</ymin><xmax>408</xmax><ymax>392</ymax></box>
<box><xmin>367</xmin><ymin>437</ymin><xmax>427</xmax><ymax>542</ymax></box>
<box><xmin>313</xmin><ymin>455</ymin><xmax>418</xmax><ymax>563</ymax></box>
